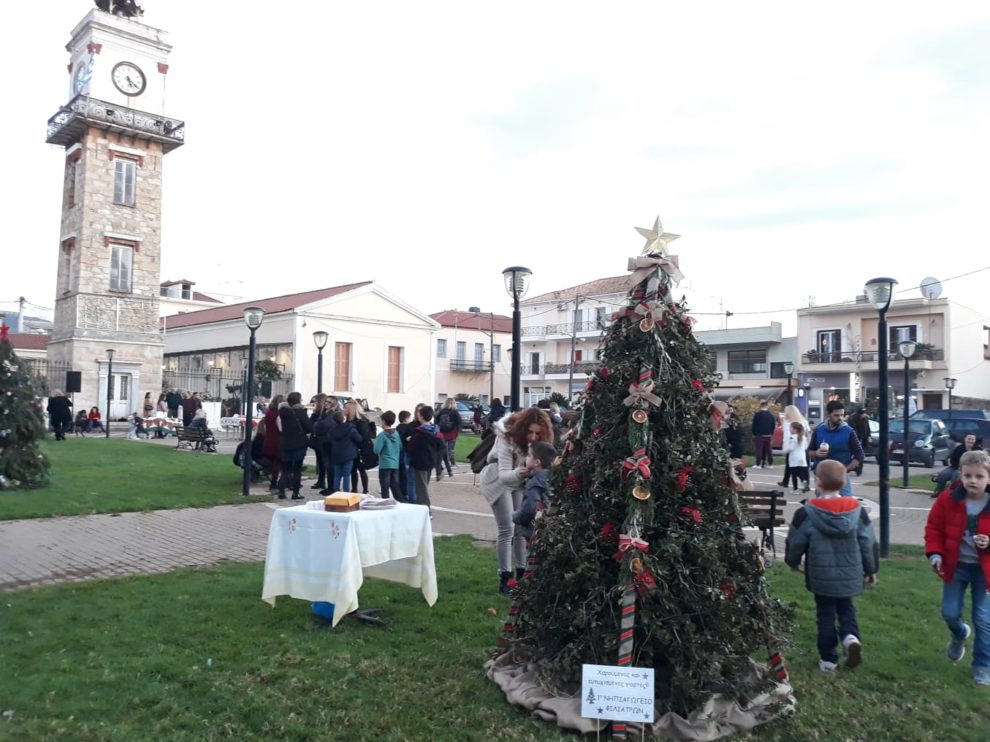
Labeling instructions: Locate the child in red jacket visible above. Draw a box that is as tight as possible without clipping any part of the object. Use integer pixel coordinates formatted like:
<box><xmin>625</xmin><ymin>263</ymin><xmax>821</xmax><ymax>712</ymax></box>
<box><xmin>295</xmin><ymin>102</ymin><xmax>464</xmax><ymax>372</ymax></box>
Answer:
<box><xmin>925</xmin><ymin>450</ymin><xmax>990</xmax><ymax>686</ymax></box>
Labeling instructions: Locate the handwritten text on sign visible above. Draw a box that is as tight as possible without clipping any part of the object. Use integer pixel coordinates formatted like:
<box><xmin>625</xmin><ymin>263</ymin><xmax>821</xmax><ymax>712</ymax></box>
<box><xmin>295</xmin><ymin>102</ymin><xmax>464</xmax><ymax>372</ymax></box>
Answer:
<box><xmin>580</xmin><ymin>664</ymin><xmax>655</xmax><ymax>723</ymax></box>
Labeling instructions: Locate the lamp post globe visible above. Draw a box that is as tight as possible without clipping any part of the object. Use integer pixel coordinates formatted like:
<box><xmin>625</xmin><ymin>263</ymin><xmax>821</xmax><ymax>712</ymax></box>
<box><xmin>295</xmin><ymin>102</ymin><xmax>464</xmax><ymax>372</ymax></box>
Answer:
<box><xmin>864</xmin><ymin>277</ymin><xmax>897</xmax><ymax>558</ymax></box>
<box><xmin>313</xmin><ymin>330</ymin><xmax>329</xmax><ymax>394</ymax></box>
<box><xmin>898</xmin><ymin>338</ymin><xmax>916</xmax><ymax>487</ymax></box>
<box><xmin>242</xmin><ymin>307</ymin><xmax>265</xmax><ymax>497</ymax></box>
<box><xmin>104</xmin><ymin>348</ymin><xmax>115</xmax><ymax>439</ymax></box>
<box><xmin>502</xmin><ymin>266</ymin><xmax>532</xmax><ymax>411</ymax></box>
<box><xmin>944</xmin><ymin>376</ymin><xmax>957</xmax><ymax>414</ymax></box>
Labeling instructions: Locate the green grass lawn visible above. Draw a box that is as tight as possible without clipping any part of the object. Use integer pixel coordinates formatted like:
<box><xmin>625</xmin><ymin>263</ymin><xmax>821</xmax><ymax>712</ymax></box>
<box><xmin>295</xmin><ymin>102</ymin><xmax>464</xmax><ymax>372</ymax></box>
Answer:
<box><xmin>0</xmin><ymin>439</ymin><xmax>249</xmax><ymax>520</ymax></box>
<box><xmin>1</xmin><ymin>539</ymin><xmax>987</xmax><ymax>740</ymax></box>
<box><xmin>864</xmin><ymin>472</ymin><xmax>938</xmax><ymax>491</ymax></box>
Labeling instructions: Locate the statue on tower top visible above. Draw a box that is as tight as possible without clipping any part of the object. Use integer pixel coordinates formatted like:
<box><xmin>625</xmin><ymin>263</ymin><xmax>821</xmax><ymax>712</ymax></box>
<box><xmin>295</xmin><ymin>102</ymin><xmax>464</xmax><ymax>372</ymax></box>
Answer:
<box><xmin>95</xmin><ymin>0</ymin><xmax>145</xmax><ymax>18</ymax></box>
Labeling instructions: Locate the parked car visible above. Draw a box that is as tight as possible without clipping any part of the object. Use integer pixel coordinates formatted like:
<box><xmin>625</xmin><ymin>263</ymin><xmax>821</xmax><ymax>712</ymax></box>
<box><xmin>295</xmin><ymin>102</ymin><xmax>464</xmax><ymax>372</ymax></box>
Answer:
<box><xmin>888</xmin><ymin>418</ymin><xmax>951</xmax><ymax>468</ymax></box>
<box><xmin>862</xmin><ymin>418</ymin><xmax>880</xmax><ymax>461</ymax></box>
<box><xmin>937</xmin><ymin>418</ymin><xmax>990</xmax><ymax>465</ymax></box>
<box><xmin>911</xmin><ymin>409</ymin><xmax>990</xmax><ymax>421</ymax></box>
<box><xmin>454</xmin><ymin>400</ymin><xmax>489</xmax><ymax>430</ymax></box>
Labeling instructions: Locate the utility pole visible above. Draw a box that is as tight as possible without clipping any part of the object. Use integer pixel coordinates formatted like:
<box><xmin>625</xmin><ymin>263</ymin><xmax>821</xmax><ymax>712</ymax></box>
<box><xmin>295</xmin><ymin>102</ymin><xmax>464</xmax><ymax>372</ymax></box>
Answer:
<box><xmin>489</xmin><ymin>311</ymin><xmax>495</xmax><ymax>404</ymax></box>
<box><xmin>567</xmin><ymin>294</ymin><xmax>582</xmax><ymax>403</ymax></box>
<box><xmin>16</xmin><ymin>296</ymin><xmax>25</xmax><ymax>333</ymax></box>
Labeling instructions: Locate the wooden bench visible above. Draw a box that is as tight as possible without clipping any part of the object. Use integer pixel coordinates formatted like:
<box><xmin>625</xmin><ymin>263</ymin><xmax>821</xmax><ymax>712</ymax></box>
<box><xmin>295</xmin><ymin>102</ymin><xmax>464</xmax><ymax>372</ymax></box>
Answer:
<box><xmin>175</xmin><ymin>426</ymin><xmax>210</xmax><ymax>451</ymax></box>
<box><xmin>737</xmin><ymin>489</ymin><xmax>787</xmax><ymax>563</ymax></box>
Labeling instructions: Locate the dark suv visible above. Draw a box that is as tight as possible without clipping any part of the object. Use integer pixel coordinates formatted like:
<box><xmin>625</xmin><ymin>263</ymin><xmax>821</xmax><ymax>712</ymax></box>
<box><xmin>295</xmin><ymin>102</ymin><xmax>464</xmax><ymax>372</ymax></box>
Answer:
<box><xmin>454</xmin><ymin>400</ymin><xmax>489</xmax><ymax>430</ymax></box>
<box><xmin>888</xmin><ymin>419</ymin><xmax>951</xmax><ymax>468</ymax></box>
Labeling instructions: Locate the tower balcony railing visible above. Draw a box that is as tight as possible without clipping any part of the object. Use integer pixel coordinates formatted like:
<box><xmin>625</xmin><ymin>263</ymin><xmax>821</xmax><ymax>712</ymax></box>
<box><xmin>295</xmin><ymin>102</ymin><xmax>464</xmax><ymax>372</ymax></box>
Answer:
<box><xmin>46</xmin><ymin>95</ymin><xmax>185</xmax><ymax>153</ymax></box>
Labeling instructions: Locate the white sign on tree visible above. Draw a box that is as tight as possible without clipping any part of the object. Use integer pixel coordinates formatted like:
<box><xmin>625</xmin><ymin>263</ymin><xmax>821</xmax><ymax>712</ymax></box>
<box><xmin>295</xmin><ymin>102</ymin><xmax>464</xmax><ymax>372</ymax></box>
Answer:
<box><xmin>580</xmin><ymin>664</ymin><xmax>655</xmax><ymax>723</ymax></box>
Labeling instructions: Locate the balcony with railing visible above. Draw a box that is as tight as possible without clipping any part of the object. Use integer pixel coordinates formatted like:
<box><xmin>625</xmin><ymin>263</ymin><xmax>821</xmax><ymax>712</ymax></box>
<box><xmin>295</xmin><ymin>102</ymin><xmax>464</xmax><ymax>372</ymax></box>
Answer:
<box><xmin>521</xmin><ymin>320</ymin><xmax>606</xmax><ymax>338</ymax></box>
<box><xmin>47</xmin><ymin>95</ymin><xmax>186</xmax><ymax>153</ymax></box>
<box><xmin>449</xmin><ymin>359</ymin><xmax>492</xmax><ymax>373</ymax></box>
<box><xmin>800</xmin><ymin>347</ymin><xmax>944</xmax><ymax>366</ymax></box>
<box><xmin>543</xmin><ymin>361</ymin><xmax>599</xmax><ymax>376</ymax></box>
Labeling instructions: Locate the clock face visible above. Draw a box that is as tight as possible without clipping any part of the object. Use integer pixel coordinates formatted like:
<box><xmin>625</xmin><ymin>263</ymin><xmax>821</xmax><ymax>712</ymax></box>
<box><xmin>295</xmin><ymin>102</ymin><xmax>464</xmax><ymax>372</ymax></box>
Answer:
<box><xmin>73</xmin><ymin>54</ymin><xmax>94</xmax><ymax>95</ymax></box>
<box><xmin>111</xmin><ymin>62</ymin><xmax>146</xmax><ymax>96</ymax></box>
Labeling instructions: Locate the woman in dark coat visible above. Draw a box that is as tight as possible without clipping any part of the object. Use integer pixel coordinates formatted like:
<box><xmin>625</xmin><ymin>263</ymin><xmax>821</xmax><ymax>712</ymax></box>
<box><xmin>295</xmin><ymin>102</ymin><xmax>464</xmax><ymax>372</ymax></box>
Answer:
<box><xmin>46</xmin><ymin>390</ymin><xmax>73</xmax><ymax>441</ymax></box>
<box><xmin>262</xmin><ymin>395</ymin><xmax>284</xmax><ymax>492</ymax></box>
<box><xmin>347</xmin><ymin>401</ymin><xmax>374</xmax><ymax>495</ymax></box>
<box><xmin>277</xmin><ymin>392</ymin><xmax>313</xmax><ymax>500</ymax></box>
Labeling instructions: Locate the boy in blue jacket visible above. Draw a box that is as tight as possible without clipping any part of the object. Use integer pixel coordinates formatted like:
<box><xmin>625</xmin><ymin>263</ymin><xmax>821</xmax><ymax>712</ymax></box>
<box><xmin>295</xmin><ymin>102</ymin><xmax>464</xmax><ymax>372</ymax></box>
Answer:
<box><xmin>373</xmin><ymin>410</ymin><xmax>403</xmax><ymax>500</ymax></box>
<box><xmin>785</xmin><ymin>459</ymin><xmax>878</xmax><ymax>672</ymax></box>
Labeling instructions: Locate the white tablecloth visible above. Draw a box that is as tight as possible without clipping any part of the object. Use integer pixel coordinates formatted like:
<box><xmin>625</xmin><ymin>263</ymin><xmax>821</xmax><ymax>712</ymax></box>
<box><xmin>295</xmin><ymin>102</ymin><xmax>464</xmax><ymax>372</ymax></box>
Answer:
<box><xmin>261</xmin><ymin>503</ymin><xmax>438</xmax><ymax>626</ymax></box>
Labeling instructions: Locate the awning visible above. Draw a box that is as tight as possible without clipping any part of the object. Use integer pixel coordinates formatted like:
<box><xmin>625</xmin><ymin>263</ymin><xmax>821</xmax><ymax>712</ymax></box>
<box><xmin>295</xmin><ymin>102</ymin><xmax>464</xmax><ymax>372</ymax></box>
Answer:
<box><xmin>711</xmin><ymin>388</ymin><xmax>784</xmax><ymax>402</ymax></box>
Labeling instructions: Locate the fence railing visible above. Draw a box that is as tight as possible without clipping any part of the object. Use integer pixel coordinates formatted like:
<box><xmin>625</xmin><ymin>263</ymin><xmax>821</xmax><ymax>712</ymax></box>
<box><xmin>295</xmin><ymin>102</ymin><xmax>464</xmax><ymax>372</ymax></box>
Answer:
<box><xmin>522</xmin><ymin>320</ymin><xmax>606</xmax><ymax>337</ymax></box>
<box><xmin>162</xmin><ymin>370</ymin><xmax>295</xmax><ymax>409</ymax></box>
<box><xmin>449</xmin><ymin>359</ymin><xmax>492</xmax><ymax>373</ymax></box>
<box><xmin>21</xmin><ymin>359</ymin><xmax>74</xmax><ymax>397</ymax></box>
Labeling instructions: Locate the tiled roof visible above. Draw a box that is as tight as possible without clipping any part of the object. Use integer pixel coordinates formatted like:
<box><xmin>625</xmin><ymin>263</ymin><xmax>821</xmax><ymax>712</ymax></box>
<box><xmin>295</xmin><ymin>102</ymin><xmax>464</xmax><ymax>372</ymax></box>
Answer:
<box><xmin>430</xmin><ymin>311</ymin><xmax>512</xmax><ymax>334</ymax></box>
<box><xmin>162</xmin><ymin>282</ymin><xmax>372</xmax><ymax>329</ymax></box>
<box><xmin>524</xmin><ymin>275</ymin><xmax>630</xmax><ymax>304</ymax></box>
<box><xmin>6</xmin><ymin>333</ymin><xmax>50</xmax><ymax>350</ymax></box>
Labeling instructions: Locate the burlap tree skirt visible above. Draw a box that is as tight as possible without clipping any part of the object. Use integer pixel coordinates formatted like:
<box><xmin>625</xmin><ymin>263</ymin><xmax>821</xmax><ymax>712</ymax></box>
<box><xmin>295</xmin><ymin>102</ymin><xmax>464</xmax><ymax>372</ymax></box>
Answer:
<box><xmin>485</xmin><ymin>652</ymin><xmax>795</xmax><ymax>740</ymax></box>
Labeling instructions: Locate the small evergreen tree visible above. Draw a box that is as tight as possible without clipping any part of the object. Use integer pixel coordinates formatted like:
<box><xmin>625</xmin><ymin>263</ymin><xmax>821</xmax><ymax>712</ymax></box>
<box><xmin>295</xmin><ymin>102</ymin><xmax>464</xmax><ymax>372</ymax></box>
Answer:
<box><xmin>488</xmin><ymin>220</ymin><xmax>792</xmax><ymax>737</ymax></box>
<box><xmin>0</xmin><ymin>325</ymin><xmax>51</xmax><ymax>488</ymax></box>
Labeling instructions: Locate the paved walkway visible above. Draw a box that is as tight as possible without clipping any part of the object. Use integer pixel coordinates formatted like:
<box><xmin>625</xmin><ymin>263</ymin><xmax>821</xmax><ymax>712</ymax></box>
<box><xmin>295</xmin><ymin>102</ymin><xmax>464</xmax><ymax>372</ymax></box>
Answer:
<box><xmin>0</xmin><ymin>449</ymin><xmax>935</xmax><ymax>592</ymax></box>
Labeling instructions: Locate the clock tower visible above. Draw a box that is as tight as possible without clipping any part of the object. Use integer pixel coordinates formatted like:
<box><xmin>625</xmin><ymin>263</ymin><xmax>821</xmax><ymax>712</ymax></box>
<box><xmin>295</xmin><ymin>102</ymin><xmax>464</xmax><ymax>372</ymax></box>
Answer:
<box><xmin>46</xmin><ymin>5</ymin><xmax>183</xmax><ymax>419</ymax></box>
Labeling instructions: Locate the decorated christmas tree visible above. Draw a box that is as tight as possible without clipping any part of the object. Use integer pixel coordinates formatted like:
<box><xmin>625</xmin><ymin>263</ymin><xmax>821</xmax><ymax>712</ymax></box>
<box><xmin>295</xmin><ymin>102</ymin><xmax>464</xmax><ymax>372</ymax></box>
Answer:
<box><xmin>487</xmin><ymin>220</ymin><xmax>793</xmax><ymax>739</ymax></box>
<box><xmin>0</xmin><ymin>324</ymin><xmax>51</xmax><ymax>489</ymax></box>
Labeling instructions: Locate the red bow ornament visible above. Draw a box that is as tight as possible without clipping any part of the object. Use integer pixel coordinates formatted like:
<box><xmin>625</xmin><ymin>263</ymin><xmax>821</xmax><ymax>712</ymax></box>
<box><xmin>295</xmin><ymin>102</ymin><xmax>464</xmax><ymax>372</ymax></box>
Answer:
<box><xmin>676</xmin><ymin>465</ymin><xmax>694</xmax><ymax>493</ymax></box>
<box><xmin>680</xmin><ymin>506</ymin><xmax>703</xmax><ymax>524</ymax></box>
<box><xmin>622</xmin><ymin>449</ymin><xmax>652</xmax><ymax>480</ymax></box>
<box><xmin>618</xmin><ymin>534</ymin><xmax>650</xmax><ymax>554</ymax></box>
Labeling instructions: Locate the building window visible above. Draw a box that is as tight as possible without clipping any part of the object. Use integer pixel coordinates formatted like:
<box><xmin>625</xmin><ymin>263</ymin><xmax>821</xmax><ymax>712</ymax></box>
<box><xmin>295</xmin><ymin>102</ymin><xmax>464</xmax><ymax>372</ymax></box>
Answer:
<box><xmin>474</xmin><ymin>343</ymin><xmax>484</xmax><ymax>363</ymax></box>
<box><xmin>816</xmin><ymin>330</ymin><xmax>841</xmax><ymax>362</ymax></box>
<box><xmin>109</xmin><ymin>243</ymin><xmax>133</xmax><ymax>292</ymax></box>
<box><xmin>574</xmin><ymin>349</ymin><xmax>583</xmax><ymax>362</ymax></box>
<box><xmin>727</xmin><ymin>349</ymin><xmax>767</xmax><ymax>374</ymax></box>
<box><xmin>456</xmin><ymin>341</ymin><xmax>466</xmax><ymax>361</ymax></box>
<box><xmin>596</xmin><ymin>306</ymin><xmax>608</xmax><ymax>329</ymax></box>
<box><xmin>65</xmin><ymin>160</ymin><xmax>77</xmax><ymax>208</ymax></box>
<box><xmin>528</xmin><ymin>352</ymin><xmax>541</xmax><ymax>374</ymax></box>
<box><xmin>118</xmin><ymin>375</ymin><xmax>129</xmax><ymax>401</ymax></box>
<box><xmin>113</xmin><ymin>158</ymin><xmax>137</xmax><ymax>206</ymax></box>
<box><xmin>387</xmin><ymin>346</ymin><xmax>403</xmax><ymax>393</ymax></box>
<box><xmin>706</xmin><ymin>350</ymin><xmax>717</xmax><ymax>371</ymax></box>
<box><xmin>334</xmin><ymin>342</ymin><xmax>352</xmax><ymax>392</ymax></box>
<box><xmin>889</xmin><ymin>325</ymin><xmax>918</xmax><ymax>346</ymax></box>
<box><xmin>492</xmin><ymin>344</ymin><xmax>501</xmax><ymax>362</ymax></box>
<box><xmin>437</xmin><ymin>338</ymin><xmax>447</xmax><ymax>358</ymax></box>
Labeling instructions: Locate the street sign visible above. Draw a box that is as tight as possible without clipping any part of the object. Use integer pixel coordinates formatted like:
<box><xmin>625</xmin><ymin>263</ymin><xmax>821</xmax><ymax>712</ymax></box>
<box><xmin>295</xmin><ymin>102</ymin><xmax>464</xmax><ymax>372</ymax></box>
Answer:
<box><xmin>580</xmin><ymin>664</ymin><xmax>655</xmax><ymax>723</ymax></box>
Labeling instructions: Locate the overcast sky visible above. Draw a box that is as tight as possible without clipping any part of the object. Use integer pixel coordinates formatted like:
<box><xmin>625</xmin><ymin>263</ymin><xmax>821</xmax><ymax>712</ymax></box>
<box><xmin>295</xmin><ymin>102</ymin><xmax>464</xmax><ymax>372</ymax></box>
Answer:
<box><xmin>3</xmin><ymin>1</ymin><xmax>990</xmax><ymax>333</ymax></box>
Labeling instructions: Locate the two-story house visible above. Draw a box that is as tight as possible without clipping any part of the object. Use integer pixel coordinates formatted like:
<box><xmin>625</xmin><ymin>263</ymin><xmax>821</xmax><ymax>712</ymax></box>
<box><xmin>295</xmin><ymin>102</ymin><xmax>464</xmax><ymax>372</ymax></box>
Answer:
<box><xmin>517</xmin><ymin>276</ymin><xmax>624</xmax><ymax>404</ymax></box>
<box><xmin>796</xmin><ymin>295</ymin><xmax>990</xmax><ymax>422</ymax></box>
<box><xmin>431</xmin><ymin>310</ymin><xmax>512</xmax><ymax>405</ymax></box>
<box><xmin>697</xmin><ymin>323</ymin><xmax>798</xmax><ymax>403</ymax></box>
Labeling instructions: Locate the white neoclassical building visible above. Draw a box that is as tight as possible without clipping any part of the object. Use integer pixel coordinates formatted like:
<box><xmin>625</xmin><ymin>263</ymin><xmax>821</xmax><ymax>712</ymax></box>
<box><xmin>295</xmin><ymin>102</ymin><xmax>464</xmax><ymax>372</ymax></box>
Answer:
<box><xmin>162</xmin><ymin>282</ymin><xmax>439</xmax><ymax>412</ymax></box>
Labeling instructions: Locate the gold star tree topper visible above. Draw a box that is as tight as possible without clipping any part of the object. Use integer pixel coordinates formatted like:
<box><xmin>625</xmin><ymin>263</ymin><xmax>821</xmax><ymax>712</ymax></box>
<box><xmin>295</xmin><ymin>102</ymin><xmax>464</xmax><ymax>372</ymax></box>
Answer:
<box><xmin>635</xmin><ymin>216</ymin><xmax>679</xmax><ymax>256</ymax></box>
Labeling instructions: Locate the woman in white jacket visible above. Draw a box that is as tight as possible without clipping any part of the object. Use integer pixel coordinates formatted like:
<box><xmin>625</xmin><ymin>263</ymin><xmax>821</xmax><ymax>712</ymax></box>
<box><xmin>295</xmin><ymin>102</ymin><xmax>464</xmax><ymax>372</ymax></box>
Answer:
<box><xmin>480</xmin><ymin>407</ymin><xmax>554</xmax><ymax>594</ymax></box>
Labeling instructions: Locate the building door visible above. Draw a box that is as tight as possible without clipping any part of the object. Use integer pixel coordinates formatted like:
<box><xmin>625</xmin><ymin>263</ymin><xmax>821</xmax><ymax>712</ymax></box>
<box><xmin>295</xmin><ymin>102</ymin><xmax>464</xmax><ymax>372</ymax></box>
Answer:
<box><xmin>817</xmin><ymin>330</ymin><xmax>841</xmax><ymax>362</ymax></box>
<box><xmin>529</xmin><ymin>352</ymin><xmax>541</xmax><ymax>374</ymax></box>
<box><xmin>110</xmin><ymin>373</ymin><xmax>131</xmax><ymax>419</ymax></box>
